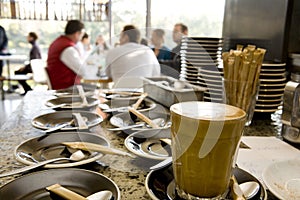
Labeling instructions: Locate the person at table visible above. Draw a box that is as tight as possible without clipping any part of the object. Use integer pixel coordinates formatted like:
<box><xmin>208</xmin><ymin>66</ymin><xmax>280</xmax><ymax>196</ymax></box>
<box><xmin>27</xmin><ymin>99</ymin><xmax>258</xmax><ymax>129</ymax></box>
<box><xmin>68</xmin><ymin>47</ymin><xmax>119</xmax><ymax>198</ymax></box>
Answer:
<box><xmin>0</xmin><ymin>25</ymin><xmax>8</xmax><ymax>76</ymax></box>
<box><xmin>87</xmin><ymin>34</ymin><xmax>110</xmax><ymax>61</ymax></box>
<box><xmin>46</xmin><ymin>20</ymin><xmax>87</xmax><ymax>90</ymax></box>
<box><xmin>76</xmin><ymin>32</ymin><xmax>91</xmax><ymax>60</ymax></box>
<box><xmin>140</xmin><ymin>38</ymin><xmax>148</xmax><ymax>46</ymax></box>
<box><xmin>14</xmin><ymin>32</ymin><xmax>42</xmax><ymax>95</ymax></box>
<box><xmin>151</xmin><ymin>29</ymin><xmax>171</xmax><ymax>61</ymax></box>
<box><xmin>170</xmin><ymin>23</ymin><xmax>188</xmax><ymax>77</ymax></box>
<box><xmin>105</xmin><ymin>25</ymin><xmax>160</xmax><ymax>87</ymax></box>
<box><xmin>94</xmin><ymin>34</ymin><xmax>110</xmax><ymax>53</ymax></box>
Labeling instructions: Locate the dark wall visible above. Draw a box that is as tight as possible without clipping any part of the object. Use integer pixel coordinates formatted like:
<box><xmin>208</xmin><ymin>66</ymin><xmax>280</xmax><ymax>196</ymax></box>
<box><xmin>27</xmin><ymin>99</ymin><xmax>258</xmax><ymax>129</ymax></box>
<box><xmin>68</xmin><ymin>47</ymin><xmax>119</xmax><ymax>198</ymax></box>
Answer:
<box><xmin>222</xmin><ymin>0</ymin><xmax>291</xmax><ymax>63</ymax></box>
<box><xmin>288</xmin><ymin>0</ymin><xmax>300</xmax><ymax>54</ymax></box>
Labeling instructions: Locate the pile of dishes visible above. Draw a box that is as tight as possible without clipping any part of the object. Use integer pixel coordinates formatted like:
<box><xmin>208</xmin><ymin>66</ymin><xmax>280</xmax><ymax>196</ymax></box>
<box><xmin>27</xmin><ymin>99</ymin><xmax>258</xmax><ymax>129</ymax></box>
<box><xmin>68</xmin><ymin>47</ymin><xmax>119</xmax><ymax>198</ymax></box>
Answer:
<box><xmin>104</xmin><ymin>91</ymin><xmax>172</xmax><ymax>160</ymax></box>
<box><xmin>0</xmin><ymin>85</ymin><xmax>126</xmax><ymax>199</ymax></box>
<box><xmin>179</xmin><ymin>36</ymin><xmax>224</xmax><ymax>102</ymax></box>
<box><xmin>109</xmin><ymin>107</ymin><xmax>172</xmax><ymax>160</ymax></box>
<box><xmin>255</xmin><ymin>62</ymin><xmax>287</xmax><ymax>113</ymax></box>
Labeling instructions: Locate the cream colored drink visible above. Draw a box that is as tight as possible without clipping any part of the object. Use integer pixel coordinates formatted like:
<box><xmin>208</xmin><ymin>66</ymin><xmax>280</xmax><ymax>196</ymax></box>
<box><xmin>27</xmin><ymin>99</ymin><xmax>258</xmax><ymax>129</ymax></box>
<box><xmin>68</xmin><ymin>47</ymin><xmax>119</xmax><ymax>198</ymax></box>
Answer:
<box><xmin>170</xmin><ymin>101</ymin><xmax>246</xmax><ymax>199</ymax></box>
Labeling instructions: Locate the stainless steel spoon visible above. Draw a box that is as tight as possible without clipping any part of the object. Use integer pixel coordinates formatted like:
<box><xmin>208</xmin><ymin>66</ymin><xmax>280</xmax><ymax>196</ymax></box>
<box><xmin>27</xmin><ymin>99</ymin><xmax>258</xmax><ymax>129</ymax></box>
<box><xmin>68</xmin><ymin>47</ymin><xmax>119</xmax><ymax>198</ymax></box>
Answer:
<box><xmin>239</xmin><ymin>181</ymin><xmax>260</xmax><ymax>199</ymax></box>
<box><xmin>48</xmin><ymin>103</ymin><xmax>67</xmax><ymax>109</ymax></box>
<box><xmin>149</xmin><ymin>157</ymin><xmax>172</xmax><ymax>170</ymax></box>
<box><xmin>0</xmin><ymin>150</ymin><xmax>85</xmax><ymax>178</ymax></box>
<box><xmin>107</xmin><ymin>118</ymin><xmax>165</xmax><ymax>131</ymax></box>
<box><xmin>87</xmin><ymin>190</ymin><xmax>113</xmax><ymax>200</ymax></box>
<box><xmin>43</xmin><ymin>119</ymin><xmax>75</xmax><ymax>133</ymax></box>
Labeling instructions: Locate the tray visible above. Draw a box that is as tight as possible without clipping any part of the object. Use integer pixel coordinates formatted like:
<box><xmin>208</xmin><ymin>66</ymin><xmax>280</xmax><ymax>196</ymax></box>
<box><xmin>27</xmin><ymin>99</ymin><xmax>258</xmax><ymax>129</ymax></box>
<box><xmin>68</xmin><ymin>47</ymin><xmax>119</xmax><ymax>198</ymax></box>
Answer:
<box><xmin>143</xmin><ymin>76</ymin><xmax>205</xmax><ymax>107</ymax></box>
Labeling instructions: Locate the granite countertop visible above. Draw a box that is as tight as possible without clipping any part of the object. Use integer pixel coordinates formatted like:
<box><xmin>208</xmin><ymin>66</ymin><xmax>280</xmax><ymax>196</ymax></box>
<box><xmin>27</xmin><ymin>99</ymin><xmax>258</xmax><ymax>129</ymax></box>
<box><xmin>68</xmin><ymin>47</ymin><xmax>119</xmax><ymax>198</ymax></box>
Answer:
<box><xmin>0</xmin><ymin>90</ymin><xmax>291</xmax><ymax>199</ymax></box>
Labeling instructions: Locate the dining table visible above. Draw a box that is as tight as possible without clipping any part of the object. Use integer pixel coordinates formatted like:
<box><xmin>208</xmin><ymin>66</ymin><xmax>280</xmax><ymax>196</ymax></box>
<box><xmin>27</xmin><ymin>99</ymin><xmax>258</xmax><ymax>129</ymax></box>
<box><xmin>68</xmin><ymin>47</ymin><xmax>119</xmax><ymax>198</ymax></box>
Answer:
<box><xmin>0</xmin><ymin>54</ymin><xmax>28</xmax><ymax>94</ymax></box>
<box><xmin>0</xmin><ymin>89</ymin><xmax>299</xmax><ymax>200</ymax></box>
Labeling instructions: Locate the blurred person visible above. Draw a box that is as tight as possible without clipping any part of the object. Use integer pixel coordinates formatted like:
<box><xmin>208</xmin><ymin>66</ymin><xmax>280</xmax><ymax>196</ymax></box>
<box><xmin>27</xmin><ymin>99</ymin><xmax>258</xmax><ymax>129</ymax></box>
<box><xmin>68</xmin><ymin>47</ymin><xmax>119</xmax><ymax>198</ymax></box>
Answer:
<box><xmin>85</xmin><ymin>34</ymin><xmax>110</xmax><ymax>78</ymax></box>
<box><xmin>140</xmin><ymin>38</ymin><xmax>148</xmax><ymax>46</ymax></box>
<box><xmin>15</xmin><ymin>32</ymin><xmax>42</xmax><ymax>95</ymax></box>
<box><xmin>0</xmin><ymin>25</ymin><xmax>8</xmax><ymax>76</ymax></box>
<box><xmin>151</xmin><ymin>29</ymin><xmax>171</xmax><ymax>61</ymax></box>
<box><xmin>171</xmin><ymin>23</ymin><xmax>188</xmax><ymax>76</ymax></box>
<box><xmin>105</xmin><ymin>25</ymin><xmax>160</xmax><ymax>86</ymax></box>
<box><xmin>46</xmin><ymin>20</ymin><xmax>87</xmax><ymax>90</ymax></box>
<box><xmin>89</xmin><ymin>34</ymin><xmax>110</xmax><ymax>58</ymax></box>
<box><xmin>95</xmin><ymin>34</ymin><xmax>110</xmax><ymax>52</ymax></box>
<box><xmin>76</xmin><ymin>32</ymin><xmax>91</xmax><ymax>60</ymax></box>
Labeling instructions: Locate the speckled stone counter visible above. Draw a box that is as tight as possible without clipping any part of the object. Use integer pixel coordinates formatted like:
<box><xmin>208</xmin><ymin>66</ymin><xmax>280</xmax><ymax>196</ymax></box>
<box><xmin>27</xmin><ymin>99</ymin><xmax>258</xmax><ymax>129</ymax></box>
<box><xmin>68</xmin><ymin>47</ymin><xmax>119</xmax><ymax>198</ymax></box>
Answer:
<box><xmin>0</xmin><ymin>90</ymin><xmax>294</xmax><ymax>199</ymax></box>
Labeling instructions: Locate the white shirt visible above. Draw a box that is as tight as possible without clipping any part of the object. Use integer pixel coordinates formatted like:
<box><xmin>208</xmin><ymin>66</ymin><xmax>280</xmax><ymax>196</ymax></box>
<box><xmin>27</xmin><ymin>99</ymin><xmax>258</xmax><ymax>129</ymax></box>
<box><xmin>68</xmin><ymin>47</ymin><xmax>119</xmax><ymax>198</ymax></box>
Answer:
<box><xmin>76</xmin><ymin>41</ymin><xmax>92</xmax><ymax>60</ymax></box>
<box><xmin>105</xmin><ymin>42</ymin><xmax>161</xmax><ymax>83</ymax></box>
<box><xmin>60</xmin><ymin>46</ymin><xmax>86</xmax><ymax>77</ymax></box>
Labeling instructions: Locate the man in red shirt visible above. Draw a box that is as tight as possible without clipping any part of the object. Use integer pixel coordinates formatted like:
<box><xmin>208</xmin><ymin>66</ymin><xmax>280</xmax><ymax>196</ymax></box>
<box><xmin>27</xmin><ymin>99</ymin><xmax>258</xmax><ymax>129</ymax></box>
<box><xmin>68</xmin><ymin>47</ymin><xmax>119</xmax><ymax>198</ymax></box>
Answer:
<box><xmin>47</xmin><ymin>20</ymin><xmax>86</xmax><ymax>90</ymax></box>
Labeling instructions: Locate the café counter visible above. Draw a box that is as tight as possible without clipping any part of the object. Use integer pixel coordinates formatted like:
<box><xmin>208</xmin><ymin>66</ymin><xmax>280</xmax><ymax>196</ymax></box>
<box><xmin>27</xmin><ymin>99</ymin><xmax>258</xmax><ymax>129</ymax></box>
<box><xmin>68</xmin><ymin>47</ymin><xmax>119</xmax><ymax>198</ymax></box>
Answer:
<box><xmin>0</xmin><ymin>90</ymin><xmax>294</xmax><ymax>199</ymax></box>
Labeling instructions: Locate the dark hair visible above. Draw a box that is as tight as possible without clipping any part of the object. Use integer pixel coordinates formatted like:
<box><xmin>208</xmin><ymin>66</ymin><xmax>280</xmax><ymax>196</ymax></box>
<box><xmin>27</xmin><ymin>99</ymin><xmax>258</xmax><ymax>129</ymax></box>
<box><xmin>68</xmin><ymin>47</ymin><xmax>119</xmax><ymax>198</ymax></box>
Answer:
<box><xmin>28</xmin><ymin>32</ymin><xmax>38</xmax><ymax>41</ymax></box>
<box><xmin>122</xmin><ymin>25</ymin><xmax>140</xmax><ymax>43</ymax></box>
<box><xmin>65</xmin><ymin>20</ymin><xmax>84</xmax><ymax>35</ymax></box>
<box><xmin>175</xmin><ymin>23</ymin><xmax>188</xmax><ymax>33</ymax></box>
<box><xmin>140</xmin><ymin>38</ymin><xmax>148</xmax><ymax>46</ymax></box>
<box><xmin>153</xmin><ymin>29</ymin><xmax>165</xmax><ymax>38</ymax></box>
<box><xmin>82</xmin><ymin>33</ymin><xmax>89</xmax><ymax>40</ymax></box>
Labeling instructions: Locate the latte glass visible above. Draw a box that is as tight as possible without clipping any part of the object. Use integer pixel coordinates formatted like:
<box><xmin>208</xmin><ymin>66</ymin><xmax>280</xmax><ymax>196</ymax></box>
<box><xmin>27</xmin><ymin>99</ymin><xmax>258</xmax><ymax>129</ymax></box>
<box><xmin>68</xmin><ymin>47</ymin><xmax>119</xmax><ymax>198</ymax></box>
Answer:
<box><xmin>170</xmin><ymin>101</ymin><xmax>246</xmax><ymax>199</ymax></box>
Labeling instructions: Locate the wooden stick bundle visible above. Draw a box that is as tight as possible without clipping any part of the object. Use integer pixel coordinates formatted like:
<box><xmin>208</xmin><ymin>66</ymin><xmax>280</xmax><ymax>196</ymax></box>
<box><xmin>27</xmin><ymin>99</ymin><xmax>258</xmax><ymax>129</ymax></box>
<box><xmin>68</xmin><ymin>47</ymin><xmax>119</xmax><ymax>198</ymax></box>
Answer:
<box><xmin>222</xmin><ymin>45</ymin><xmax>266</xmax><ymax>113</ymax></box>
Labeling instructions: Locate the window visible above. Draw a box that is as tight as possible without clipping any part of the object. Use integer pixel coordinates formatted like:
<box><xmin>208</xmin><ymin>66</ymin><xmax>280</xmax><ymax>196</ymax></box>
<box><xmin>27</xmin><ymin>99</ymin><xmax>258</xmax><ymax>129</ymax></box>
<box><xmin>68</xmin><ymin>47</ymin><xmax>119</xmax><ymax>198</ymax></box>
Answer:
<box><xmin>151</xmin><ymin>0</ymin><xmax>225</xmax><ymax>48</ymax></box>
<box><xmin>0</xmin><ymin>0</ymin><xmax>225</xmax><ymax>54</ymax></box>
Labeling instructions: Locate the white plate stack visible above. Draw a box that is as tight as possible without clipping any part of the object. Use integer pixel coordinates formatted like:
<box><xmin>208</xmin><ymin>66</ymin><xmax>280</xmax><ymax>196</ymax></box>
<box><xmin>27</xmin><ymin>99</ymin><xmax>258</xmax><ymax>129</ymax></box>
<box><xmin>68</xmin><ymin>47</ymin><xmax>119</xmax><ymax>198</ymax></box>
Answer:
<box><xmin>179</xmin><ymin>37</ymin><xmax>224</xmax><ymax>102</ymax></box>
<box><xmin>255</xmin><ymin>62</ymin><xmax>287</xmax><ymax>113</ymax></box>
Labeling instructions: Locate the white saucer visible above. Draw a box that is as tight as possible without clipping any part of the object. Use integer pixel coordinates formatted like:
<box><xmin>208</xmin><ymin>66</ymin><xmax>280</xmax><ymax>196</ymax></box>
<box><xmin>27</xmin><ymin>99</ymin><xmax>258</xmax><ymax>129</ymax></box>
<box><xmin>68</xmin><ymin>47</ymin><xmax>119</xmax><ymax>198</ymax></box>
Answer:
<box><xmin>262</xmin><ymin>159</ymin><xmax>300</xmax><ymax>200</ymax></box>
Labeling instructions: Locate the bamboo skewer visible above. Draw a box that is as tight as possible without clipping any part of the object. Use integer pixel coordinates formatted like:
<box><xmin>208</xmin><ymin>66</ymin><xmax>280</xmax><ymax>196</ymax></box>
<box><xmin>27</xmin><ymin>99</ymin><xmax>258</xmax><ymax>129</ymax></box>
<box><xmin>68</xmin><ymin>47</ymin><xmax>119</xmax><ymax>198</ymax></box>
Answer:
<box><xmin>222</xmin><ymin>45</ymin><xmax>266</xmax><ymax>116</ymax></box>
<box><xmin>128</xmin><ymin>107</ymin><xmax>160</xmax><ymax>129</ymax></box>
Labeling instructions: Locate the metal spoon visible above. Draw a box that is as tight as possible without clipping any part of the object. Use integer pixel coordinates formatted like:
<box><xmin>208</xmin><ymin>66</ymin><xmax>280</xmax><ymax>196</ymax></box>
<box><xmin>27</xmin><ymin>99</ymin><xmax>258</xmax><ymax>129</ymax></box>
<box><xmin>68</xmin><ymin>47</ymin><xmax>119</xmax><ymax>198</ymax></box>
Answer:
<box><xmin>0</xmin><ymin>150</ymin><xmax>85</xmax><ymax>178</ymax></box>
<box><xmin>43</xmin><ymin>119</ymin><xmax>75</xmax><ymax>133</ymax></box>
<box><xmin>149</xmin><ymin>157</ymin><xmax>172</xmax><ymax>170</ymax></box>
<box><xmin>239</xmin><ymin>181</ymin><xmax>260</xmax><ymax>199</ymax></box>
<box><xmin>107</xmin><ymin>118</ymin><xmax>165</xmax><ymax>131</ymax></box>
<box><xmin>87</xmin><ymin>190</ymin><xmax>113</xmax><ymax>200</ymax></box>
<box><xmin>47</xmin><ymin>103</ymin><xmax>67</xmax><ymax>109</ymax></box>
<box><xmin>99</xmin><ymin>93</ymin><xmax>148</xmax><ymax>113</ymax></box>
<box><xmin>107</xmin><ymin>123</ymin><xmax>145</xmax><ymax>131</ymax></box>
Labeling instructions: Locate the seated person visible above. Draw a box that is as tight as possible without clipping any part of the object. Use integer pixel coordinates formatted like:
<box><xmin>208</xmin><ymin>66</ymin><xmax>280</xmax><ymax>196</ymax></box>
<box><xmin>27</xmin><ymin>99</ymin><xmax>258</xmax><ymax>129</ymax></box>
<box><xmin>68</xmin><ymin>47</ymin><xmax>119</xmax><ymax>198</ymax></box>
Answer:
<box><xmin>76</xmin><ymin>32</ymin><xmax>91</xmax><ymax>60</ymax></box>
<box><xmin>150</xmin><ymin>29</ymin><xmax>171</xmax><ymax>61</ymax></box>
<box><xmin>170</xmin><ymin>23</ymin><xmax>188</xmax><ymax>78</ymax></box>
<box><xmin>94</xmin><ymin>34</ymin><xmax>110</xmax><ymax>53</ymax></box>
<box><xmin>15</xmin><ymin>32</ymin><xmax>42</xmax><ymax>95</ymax></box>
<box><xmin>105</xmin><ymin>25</ymin><xmax>160</xmax><ymax>87</ymax></box>
<box><xmin>0</xmin><ymin>25</ymin><xmax>8</xmax><ymax>76</ymax></box>
<box><xmin>140</xmin><ymin>38</ymin><xmax>148</xmax><ymax>46</ymax></box>
<box><xmin>46</xmin><ymin>20</ymin><xmax>87</xmax><ymax>90</ymax></box>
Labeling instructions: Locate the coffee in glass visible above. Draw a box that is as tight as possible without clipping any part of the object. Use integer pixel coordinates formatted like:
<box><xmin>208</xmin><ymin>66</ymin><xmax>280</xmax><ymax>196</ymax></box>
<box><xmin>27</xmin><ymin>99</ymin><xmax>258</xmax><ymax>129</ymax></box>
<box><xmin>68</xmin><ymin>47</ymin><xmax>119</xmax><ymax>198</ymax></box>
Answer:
<box><xmin>170</xmin><ymin>101</ymin><xmax>246</xmax><ymax>199</ymax></box>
